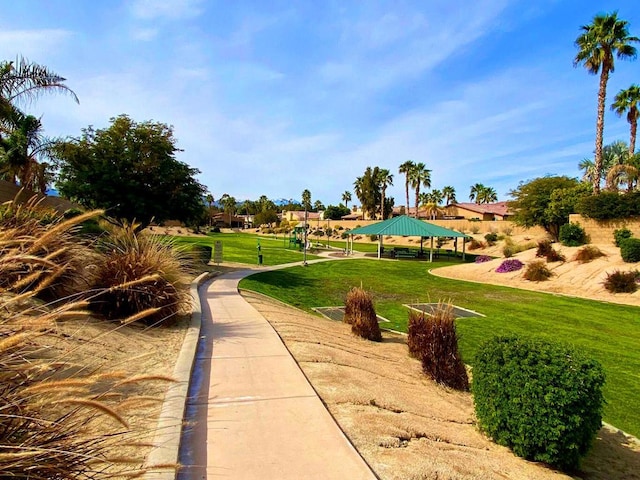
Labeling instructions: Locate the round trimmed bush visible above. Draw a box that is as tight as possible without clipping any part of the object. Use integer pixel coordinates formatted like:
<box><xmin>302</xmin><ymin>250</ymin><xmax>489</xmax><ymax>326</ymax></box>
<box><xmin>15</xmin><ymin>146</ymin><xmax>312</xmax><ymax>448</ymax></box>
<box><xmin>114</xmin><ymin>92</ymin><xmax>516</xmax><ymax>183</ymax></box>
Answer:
<box><xmin>620</xmin><ymin>238</ymin><xmax>640</xmax><ymax>263</ymax></box>
<box><xmin>613</xmin><ymin>227</ymin><xmax>632</xmax><ymax>247</ymax></box>
<box><xmin>473</xmin><ymin>336</ymin><xmax>605</xmax><ymax>470</ymax></box>
<box><xmin>559</xmin><ymin>222</ymin><xmax>587</xmax><ymax>247</ymax></box>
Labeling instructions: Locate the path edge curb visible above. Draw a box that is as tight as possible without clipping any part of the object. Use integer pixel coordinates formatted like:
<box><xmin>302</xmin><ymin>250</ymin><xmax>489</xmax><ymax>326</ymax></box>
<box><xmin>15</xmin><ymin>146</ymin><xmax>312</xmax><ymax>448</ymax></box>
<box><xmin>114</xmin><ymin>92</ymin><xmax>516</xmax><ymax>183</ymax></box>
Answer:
<box><xmin>143</xmin><ymin>270</ymin><xmax>217</xmax><ymax>480</ymax></box>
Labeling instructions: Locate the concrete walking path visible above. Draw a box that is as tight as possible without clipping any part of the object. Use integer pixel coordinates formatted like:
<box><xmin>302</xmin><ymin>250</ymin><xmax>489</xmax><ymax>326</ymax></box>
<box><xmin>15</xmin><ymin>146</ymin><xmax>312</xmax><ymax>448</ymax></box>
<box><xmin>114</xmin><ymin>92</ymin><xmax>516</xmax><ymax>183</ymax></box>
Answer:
<box><xmin>178</xmin><ymin>263</ymin><xmax>377</xmax><ymax>479</ymax></box>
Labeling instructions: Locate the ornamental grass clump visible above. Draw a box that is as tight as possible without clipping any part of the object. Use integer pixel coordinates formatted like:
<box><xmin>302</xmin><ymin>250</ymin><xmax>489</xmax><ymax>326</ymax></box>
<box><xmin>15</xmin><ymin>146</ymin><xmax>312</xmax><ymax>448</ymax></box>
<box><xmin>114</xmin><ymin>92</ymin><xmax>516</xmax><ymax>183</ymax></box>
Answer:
<box><xmin>344</xmin><ymin>286</ymin><xmax>381</xmax><ymax>341</ymax></box>
<box><xmin>473</xmin><ymin>336</ymin><xmax>605</xmax><ymax>470</ymax></box>
<box><xmin>523</xmin><ymin>260</ymin><xmax>553</xmax><ymax>282</ymax></box>
<box><xmin>0</xmin><ymin>227</ymin><xmax>173</xmax><ymax>478</ymax></box>
<box><xmin>574</xmin><ymin>245</ymin><xmax>606</xmax><ymax>263</ymax></box>
<box><xmin>474</xmin><ymin>255</ymin><xmax>492</xmax><ymax>263</ymax></box>
<box><xmin>603</xmin><ymin>270</ymin><xmax>639</xmax><ymax>293</ymax></box>
<box><xmin>91</xmin><ymin>221</ymin><xmax>192</xmax><ymax>325</ymax></box>
<box><xmin>406</xmin><ymin>304</ymin><xmax>469</xmax><ymax>391</ymax></box>
<box><xmin>0</xmin><ymin>197</ymin><xmax>101</xmax><ymax>300</ymax></box>
<box><xmin>495</xmin><ymin>259</ymin><xmax>523</xmax><ymax>273</ymax></box>
<box><xmin>467</xmin><ymin>239</ymin><xmax>486</xmax><ymax>250</ymax></box>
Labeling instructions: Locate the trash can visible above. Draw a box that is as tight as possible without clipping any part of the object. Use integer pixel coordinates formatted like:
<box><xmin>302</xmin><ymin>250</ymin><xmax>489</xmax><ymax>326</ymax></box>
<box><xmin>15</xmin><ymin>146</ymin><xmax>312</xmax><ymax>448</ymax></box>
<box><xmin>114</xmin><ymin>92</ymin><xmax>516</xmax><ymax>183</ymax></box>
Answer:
<box><xmin>258</xmin><ymin>254</ymin><xmax>263</xmax><ymax>265</ymax></box>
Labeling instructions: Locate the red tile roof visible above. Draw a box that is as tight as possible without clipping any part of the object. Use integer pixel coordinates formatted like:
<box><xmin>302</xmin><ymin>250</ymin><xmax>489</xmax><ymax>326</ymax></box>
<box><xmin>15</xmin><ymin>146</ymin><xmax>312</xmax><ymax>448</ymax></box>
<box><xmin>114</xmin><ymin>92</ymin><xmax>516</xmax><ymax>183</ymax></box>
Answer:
<box><xmin>451</xmin><ymin>202</ymin><xmax>512</xmax><ymax>216</ymax></box>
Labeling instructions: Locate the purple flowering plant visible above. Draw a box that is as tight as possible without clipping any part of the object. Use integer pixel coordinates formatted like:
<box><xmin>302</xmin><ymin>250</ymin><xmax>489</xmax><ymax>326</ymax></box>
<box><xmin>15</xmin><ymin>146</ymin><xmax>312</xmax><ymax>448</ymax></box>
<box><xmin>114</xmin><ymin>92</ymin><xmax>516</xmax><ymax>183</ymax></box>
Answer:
<box><xmin>475</xmin><ymin>255</ymin><xmax>492</xmax><ymax>263</ymax></box>
<box><xmin>496</xmin><ymin>259</ymin><xmax>524</xmax><ymax>273</ymax></box>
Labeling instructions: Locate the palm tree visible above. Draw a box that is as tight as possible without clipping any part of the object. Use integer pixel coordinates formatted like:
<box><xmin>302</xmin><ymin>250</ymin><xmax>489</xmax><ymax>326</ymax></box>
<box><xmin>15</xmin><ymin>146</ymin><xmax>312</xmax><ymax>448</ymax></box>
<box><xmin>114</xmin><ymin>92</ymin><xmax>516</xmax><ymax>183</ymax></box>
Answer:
<box><xmin>410</xmin><ymin>162</ymin><xmax>431</xmax><ymax>218</ymax></box>
<box><xmin>574</xmin><ymin>12</ymin><xmax>639</xmax><ymax>194</ymax></box>
<box><xmin>612</xmin><ymin>84</ymin><xmax>640</xmax><ymax>156</ymax></box>
<box><xmin>606</xmin><ymin>162</ymin><xmax>639</xmax><ymax>191</ymax></box>
<box><xmin>0</xmin><ymin>113</ymin><xmax>55</xmax><ymax>191</ymax></box>
<box><xmin>376</xmin><ymin>168</ymin><xmax>393</xmax><ymax>219</ymax></box>
<box><xmin>301</xmin><ymin>189</ymin><xmax>311</xmax><ymax>210</ymax></box>
<box><xmin>341</xmin><ymin>190</ymin><xmax>352</xmax><ymax>209</ymax></box>
<box><xmin>442</xmin><ymin>186</ymin><xmax>456</xmax><ymax>205</ymax></box>
<box><xmin>469</xmin><ymin>183</ymin><xmax>486</xmax><ymax>203</ymax></box>
<box><xmin>579</xmin><ymin>158</ymin><xmax>598</xmax><ymax>183</ymax></box>
<box><xmin>430</xmin><ymin>189</ymin><xmax>444</xmax><ymax>205</ymax></box>
<box><xmin>398</xmin><ymin>160</ymin><xmax>415</xmax><ymax>216</ymax></box>
<box><xmin>205</xmin><ymin>194</ymin><xmax>214</xmax><ymax>226</ymax></box>
<box><xmin>477</xmin><ymin>186</ymin><xmax>498</xmax><ymax>204</ymax></box>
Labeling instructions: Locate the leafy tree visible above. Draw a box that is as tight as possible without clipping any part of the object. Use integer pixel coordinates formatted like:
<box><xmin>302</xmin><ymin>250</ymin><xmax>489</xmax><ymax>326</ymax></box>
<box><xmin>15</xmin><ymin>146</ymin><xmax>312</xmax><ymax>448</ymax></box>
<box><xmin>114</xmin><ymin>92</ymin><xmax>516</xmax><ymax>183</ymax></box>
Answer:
<box><xmin>611</xmin><ymin>84</ymin><xmax>640</xmax><ymax>156</ymax></box>
<box><xmin>341</xmin><ymin>190</ymin><xmax>352</xmax><ymax>209</ymax></box>
<box><xmin>410</xmin><ymin>162</ymin><xmax>431</xmax><ymax>218</ymax></box>
<box><xmin>574</xmin><ymin>12</ymin><xmax>639</xmax><ymax>194</ymax></box>
<box><xmin>377</xmin><ymin>168</ymin><xmax>393</xmax><ymax>219</ymax></box>
<box><xmin>324</xmin><ymin>204</ymin><xmax>351</xmax><ymax>220</ymax></box>
<box><xmin>547</xmin><ymin>182</ymin><xmax>593</xmax><ymax>226</ymax></box>
<box><xmin>508</xmin><ymin>176</ymin><xmax>581</xmax><ymax>240</ymax></box>
<box><xmin>383</xmin><ymin>196</ymin><xmax>395</xmax><ymax>220</ymax></box>
<box><xmin>54</xmin><ymin>115</ymin><xmax>206</xmax><ymax>226</ymax></box>
<box><xmin>254</xmin><ymin>209</ymin><xmax>278</xmax><ymax>227</ymax></box>
<box><xmin>398</xmin><ymin>160</ymin><xmax>415</xmax><ymax>215</ymax></box>
<box><xmin>354</xmin><ymin>167</ymin><xmax>381</xmax><ymax>220</ymax></box>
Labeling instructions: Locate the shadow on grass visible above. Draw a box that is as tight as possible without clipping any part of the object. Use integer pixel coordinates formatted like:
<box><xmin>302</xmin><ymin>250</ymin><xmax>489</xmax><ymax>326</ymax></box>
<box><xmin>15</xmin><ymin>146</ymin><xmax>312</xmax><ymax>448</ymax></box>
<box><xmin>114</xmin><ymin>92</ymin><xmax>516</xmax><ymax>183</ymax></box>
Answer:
<box><xmin>242</xmin><ymin>269</ymin><xmax>318</xmax><ymax>291</ymax></box>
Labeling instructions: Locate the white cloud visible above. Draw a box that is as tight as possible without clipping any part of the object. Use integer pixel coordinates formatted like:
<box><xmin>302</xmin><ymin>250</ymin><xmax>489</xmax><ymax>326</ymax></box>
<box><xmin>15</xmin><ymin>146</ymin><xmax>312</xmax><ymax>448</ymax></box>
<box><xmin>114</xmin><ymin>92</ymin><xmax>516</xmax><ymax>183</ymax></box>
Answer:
<box><xmin>130</xmin><ymin>0</ymin><xmax>205</xmax><ymax>20</ymax></box>
<box><xmin>131</xmin><ymin>27</ymin><xmax>159</xmax><ymax>41</ymax></box>
<box><xmin>0</xmin><ymin>29</ymin><xmax>73</xmax><ymax>58</ymax></box>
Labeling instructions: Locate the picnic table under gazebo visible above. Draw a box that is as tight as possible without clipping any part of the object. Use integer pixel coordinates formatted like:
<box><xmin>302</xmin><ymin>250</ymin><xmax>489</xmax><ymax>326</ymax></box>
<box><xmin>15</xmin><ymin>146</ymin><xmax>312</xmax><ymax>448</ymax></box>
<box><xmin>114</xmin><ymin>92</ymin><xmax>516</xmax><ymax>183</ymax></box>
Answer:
<box><xmin>347</xmin><ymin>215</ymin><xmax>470</xmax><ymax>261</ymax></box>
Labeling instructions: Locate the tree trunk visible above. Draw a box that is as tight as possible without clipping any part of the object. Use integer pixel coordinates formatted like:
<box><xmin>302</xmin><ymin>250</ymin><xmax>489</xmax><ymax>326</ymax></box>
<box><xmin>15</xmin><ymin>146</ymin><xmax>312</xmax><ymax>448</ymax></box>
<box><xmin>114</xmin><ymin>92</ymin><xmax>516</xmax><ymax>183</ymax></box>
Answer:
<box><xmin>381</xmin><ymin>187</ymin><xmax>386</xmax><ymax>220</ymax></box>
<box><xmin>405</xmin><ymin>179</ymin><xmax>410</xmax><ymax>217</ymax></box>
<box><xmin>629</xmin><ymin>111</ymin><xmax>637</xmax><ymax>157</ymax></box>
<box><xmin>594</xmin><ymin>66</ymin><xmax>610</xmax><ymax>194</ymax></box>
<box><xmin>414</xmin><ymin>186</ymin><xmax>420</xmax><ymax>219</ymax></box>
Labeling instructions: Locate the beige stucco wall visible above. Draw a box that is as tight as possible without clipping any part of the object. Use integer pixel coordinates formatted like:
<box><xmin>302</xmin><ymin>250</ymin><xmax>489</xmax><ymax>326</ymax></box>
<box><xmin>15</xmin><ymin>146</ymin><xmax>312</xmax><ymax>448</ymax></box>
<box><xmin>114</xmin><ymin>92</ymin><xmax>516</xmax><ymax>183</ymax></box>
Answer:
<box><xmin>568</xmin><ymin>214</ymin><xmax>640</xmax><ymax>245</ymax></box>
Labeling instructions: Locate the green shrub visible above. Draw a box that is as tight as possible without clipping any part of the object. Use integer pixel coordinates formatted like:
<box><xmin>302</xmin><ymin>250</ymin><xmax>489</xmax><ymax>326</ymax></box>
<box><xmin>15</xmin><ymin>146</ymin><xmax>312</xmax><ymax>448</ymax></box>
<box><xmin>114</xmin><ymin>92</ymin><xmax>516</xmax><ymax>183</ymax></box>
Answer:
<box><xmin>613</xmin><ymin>227</ymin><xmax>633</xmax><ymax>247</ymax></box>
<box><xmin>369</xmin><ymin>234</ymin><xmax>378</xmax><ymax>242</ymax></box>
<box><xmin>523</xmin><ymin>260</ymin><xmax>553</xmax><ymax>281</ymax></box>
<box><xmin>341</xmin><ymin>232</ymin><xmax>349</xmax><ymax>239</ymax></box>
<box><xmin>574</xmin><ymin>245</ymin><xmax>606</xmax><ymax>263</ymax></box>
<box><xmin>620</xmin><ymin>238</ymin><xmax>640</xmax><ymax>263</ymax></box>
<box><xmin>473</xmin><ymin>336</ymin><xmax>605</xmax><ymax>470</ymax></box>
<box><xmin>484</xmin><ymin>232</ymin><xmax>498</xmax><ymax>245</ymax></box>
<box><xmin>603</xmin><ymin>270</ymin><xmax>639</xmax><ymax>293</ymax></box>
<box><xmin>344</xmin><ymin>287</ymin><xmax>381</xmax><ymax>341</ymax></box>
<box><xmin>407</xmin><ymin>305</ymin><xmax>468</xmax><ymax>391</ymax></box>
<box><xmin>576</xmin><ymin>191</ymin><xmax>640</xmax><ymax>220</ymax></box>
<box><xmin>559</xmin><ymin>223</ymin><xmax>587</xmax><ymax>247</ymax></box>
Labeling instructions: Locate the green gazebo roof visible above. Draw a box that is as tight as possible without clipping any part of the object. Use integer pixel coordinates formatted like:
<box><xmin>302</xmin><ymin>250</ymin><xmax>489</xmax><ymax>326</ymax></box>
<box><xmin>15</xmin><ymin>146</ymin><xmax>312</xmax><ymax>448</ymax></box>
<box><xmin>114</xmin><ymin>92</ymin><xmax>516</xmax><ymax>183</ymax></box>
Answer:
<box><xmin>348</xmin><ymin>215</ymin><xmax>468</xmax><ymax>238</ymax></box>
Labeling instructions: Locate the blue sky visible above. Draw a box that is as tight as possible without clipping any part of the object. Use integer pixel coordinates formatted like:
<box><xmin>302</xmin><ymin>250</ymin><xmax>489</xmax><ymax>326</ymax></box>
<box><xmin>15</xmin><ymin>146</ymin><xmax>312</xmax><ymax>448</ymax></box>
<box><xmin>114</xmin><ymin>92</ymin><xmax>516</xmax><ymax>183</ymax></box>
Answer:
<box><xmin>1</xmin><ymin>1</ymin><xmax>639</xmax><ymax>207</ymax></box>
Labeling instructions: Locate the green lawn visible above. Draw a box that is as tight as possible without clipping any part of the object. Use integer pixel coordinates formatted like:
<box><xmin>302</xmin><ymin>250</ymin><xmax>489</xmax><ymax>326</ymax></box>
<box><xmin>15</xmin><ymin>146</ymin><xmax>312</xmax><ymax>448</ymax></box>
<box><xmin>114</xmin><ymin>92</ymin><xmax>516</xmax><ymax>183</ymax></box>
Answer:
<box><xmin>170</xmin><ymin>233</ymin><xmax>323</xmax><ymax>266</ymax></box>
<box><xmin>238</xmin><ymin>258</ymin><xmax>640</xmax><ymax>438</ymax></box>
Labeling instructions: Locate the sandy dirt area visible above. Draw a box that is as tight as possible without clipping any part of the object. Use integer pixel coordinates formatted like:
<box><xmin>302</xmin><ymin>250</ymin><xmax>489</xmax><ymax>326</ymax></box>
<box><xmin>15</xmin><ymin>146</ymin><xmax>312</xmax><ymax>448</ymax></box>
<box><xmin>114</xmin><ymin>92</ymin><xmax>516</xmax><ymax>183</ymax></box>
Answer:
<box><xmin>241</xmin><ymin>291</ymin><xmax>640</xmax><ymax>480</ymax></box>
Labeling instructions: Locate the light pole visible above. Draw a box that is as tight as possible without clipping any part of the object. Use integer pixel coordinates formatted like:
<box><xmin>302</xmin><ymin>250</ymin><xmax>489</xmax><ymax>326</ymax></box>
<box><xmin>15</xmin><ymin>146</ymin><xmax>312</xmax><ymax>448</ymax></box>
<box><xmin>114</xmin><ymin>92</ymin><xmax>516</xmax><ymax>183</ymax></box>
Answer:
<box><xmin>303</xmin><ymin>206</ymin><xmax>308</xmax><ymax>266</ymax></box>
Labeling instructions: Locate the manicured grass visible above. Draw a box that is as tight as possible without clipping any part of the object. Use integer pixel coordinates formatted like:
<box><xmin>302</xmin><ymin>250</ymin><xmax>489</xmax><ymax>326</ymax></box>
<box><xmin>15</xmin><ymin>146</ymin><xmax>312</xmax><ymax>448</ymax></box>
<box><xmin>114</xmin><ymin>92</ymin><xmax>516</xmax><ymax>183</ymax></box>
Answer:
<box><xmin>239</xmin><ymin>258</ymin><xmax>640</xmax><ymax>438</ymax></box>
<box><xmin>170</xmin><ymin>233</ymin><xmax>323</xmax><ymax>266</ymax></box>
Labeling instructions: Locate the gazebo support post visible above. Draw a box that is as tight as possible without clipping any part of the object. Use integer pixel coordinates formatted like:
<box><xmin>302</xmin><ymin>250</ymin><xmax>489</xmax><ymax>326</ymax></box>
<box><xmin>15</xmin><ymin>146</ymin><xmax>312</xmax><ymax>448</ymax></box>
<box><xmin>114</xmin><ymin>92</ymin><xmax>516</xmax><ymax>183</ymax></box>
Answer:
<box><xmin>378</xmin><ymin>235</ymin><xmax>383</xmax><ymax>259</ymax></box>
<box><xmin>462</xmin><ymin>238</ymin><xmax>466</xmax><ymax>261</ymax></box>
<box><xmin>454</xmin><ymin>238</ymin><xmax>458</xmax><ymax>256</ymax></box>
<box><xmin>429</xmin><ymin>237</ymin><xmax>434</xmax><ymax>262</ymax></box>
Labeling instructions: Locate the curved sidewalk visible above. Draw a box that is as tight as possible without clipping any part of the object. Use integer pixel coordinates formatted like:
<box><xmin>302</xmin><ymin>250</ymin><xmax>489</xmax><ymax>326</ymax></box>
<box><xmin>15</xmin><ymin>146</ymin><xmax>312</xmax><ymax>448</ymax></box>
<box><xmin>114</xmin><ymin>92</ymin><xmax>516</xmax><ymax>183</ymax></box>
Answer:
<box><xmin>178</xmin><ymin>266</ymin><xmax>377</xmax><ymax>480</ymax></box>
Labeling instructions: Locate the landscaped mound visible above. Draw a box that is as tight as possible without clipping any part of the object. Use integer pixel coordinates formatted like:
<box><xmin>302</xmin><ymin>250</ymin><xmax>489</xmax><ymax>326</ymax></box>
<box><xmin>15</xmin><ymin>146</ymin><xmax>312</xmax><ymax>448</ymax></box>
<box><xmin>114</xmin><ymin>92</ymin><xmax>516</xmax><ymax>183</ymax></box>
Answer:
<box><xmin>473</xmin><ymin>335</ymin><xmax>605</xmax><ymax>470</ymax></box>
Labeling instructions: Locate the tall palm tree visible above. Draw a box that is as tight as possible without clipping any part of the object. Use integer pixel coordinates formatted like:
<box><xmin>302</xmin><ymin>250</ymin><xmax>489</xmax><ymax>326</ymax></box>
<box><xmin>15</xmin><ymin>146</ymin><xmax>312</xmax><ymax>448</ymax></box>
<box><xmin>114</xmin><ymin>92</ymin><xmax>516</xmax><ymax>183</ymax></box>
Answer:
<box><xmin>469</xmin><ymin>183</ymin><xmax>486</xmax><ymax>203</ymax></box>
<box><xmin>442</xmin><ymin>186</ymin><xmax>456</xmax><ymax>205</ymax></box>
<box><xmin>477</xmin><ymin>186</ymin><xmax>498</xmax><ymax>204</ymax></box>
<box><xmin>341</xmin><ymin>190</ymin><xmax>352</xmax><ymax>209</ymax></box>
<box><xmin>410</xmin><ymin>162</ymin><xmax>430</xmax><ymax>218</ymax></box>
<box><xmin>301</xmin><ymin>189</ymin><xmax>311</xmax><ymax>211</ymax></box>
<box><xmin>612</xmin><ymin>84</ymin><xmax>640</xmax><ymax>156</ymax></box>
<box><xmin>205</xmin><ymin>194</ymin><xmax>214</xmax><ymax>226</ymax></box>
<box><xmin>574</xmin><ymin>12</ymin><xmax>639</xmax><ymax>194</ymax></box>
<box><xmin>430</xmin><ymin>189</ymin><xmax>444</xmax><ymax>205</ymax></box>
<box><xmin>376</xmin><ymin>168</ymin><xmax>393</xmax><ymax>219</ymax></box>
<box><xmin>398</xmin><ymin>160</ymin><xmax>415</xmax><ymax>216</ymax></box>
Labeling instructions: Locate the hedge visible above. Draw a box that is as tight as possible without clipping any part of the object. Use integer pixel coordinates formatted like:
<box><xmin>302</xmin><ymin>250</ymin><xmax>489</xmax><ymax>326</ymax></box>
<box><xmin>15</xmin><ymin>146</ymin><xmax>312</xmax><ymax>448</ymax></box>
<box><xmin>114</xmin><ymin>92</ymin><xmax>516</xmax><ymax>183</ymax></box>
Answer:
<box><xmin>472</xmin><ymin>336</ymin><xmax>605</xmax><ymax>470</ymax></box>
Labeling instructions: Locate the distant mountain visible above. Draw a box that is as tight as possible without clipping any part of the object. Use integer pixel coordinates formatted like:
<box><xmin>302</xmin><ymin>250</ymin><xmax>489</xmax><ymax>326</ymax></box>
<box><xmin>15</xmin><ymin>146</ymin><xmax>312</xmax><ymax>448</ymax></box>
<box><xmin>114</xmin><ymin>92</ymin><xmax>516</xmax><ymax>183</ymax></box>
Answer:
<box><xmin>46</xmin><ymin>188</ymin><xmax>59</xmax><ymax>197</ymax></box>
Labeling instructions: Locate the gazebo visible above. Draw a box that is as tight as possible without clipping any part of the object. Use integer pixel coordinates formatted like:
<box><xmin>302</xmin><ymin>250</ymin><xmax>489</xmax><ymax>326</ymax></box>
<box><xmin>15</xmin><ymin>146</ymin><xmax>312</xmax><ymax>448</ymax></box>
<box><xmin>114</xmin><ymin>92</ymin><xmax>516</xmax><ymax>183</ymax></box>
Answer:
<box><xmin>348</xmin><ymin>215</ymin><xmax>470</xmax><ymax>261</ymax></box>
